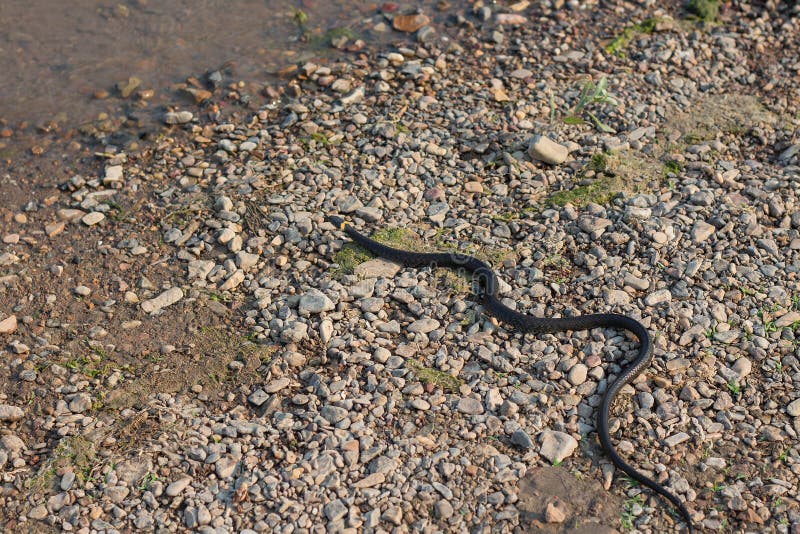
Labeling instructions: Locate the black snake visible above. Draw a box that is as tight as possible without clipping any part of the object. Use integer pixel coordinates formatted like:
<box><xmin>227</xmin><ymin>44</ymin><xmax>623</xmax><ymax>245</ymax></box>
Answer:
<box><xmin>327</xmin><ymin>215</ymin><xmax>692</xmax><ymax>532</ymax></box>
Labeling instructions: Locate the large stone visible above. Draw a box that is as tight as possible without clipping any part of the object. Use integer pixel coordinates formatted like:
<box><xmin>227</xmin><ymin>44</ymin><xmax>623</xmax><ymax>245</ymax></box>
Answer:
<box><xmin>0</xmin><ymin>315</ymin><xmax>17</xmax><ymax>334</ymax></box>
<box><xmin>141</xmin><ymin>287</ymin><xmax>184</xmax><ymax>314</ymax></box>
<box><xmin>527</xmin><ymin>135</ymin><xmax>569</xmax><ymax>165</ymax></box>
<box><xmin>299</xmin><ymin>289</ymin><xmax>335</xmax><ymax>314</ymax></box>
<box><xmin>0</xmin><ymin>405</ymin><xmax>24</xmax><ymax>422</ymax></box>
<box><xmin>457</xmin><ymin>397</ymin><xmax>484</xmax><ymax>415</ymax></box>
<box><xmin>354</xmin><ymin>258</ymin><xmax>401</xmax><ymax>278</ymax></box>
<box><xmin>691</xmin><ymin>221</ymin><xmax>715</xmax><ymax>243</ymax></box>
<box><xmin>539</xmin><ymin>430</ymin><xmax>578</xmax><ymax>464</ymax></box>
<box><xmin>786</xmin><ymin>399</ymin><xmax>800</xmax><ymax>417</ymax></box>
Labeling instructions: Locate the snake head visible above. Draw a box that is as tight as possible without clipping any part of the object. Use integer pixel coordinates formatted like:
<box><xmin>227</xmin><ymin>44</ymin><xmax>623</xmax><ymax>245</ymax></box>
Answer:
<box><xmin>325</xmin><ymin>215</ymin><xmax>346</xmax><ymax>230</ymax></box>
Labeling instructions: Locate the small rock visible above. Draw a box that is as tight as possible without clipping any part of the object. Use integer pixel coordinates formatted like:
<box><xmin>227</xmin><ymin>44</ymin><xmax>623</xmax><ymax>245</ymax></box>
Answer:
<box><xmin>393</xmin><ymin>14</ymin><xmax>429</xmax><ymax>33</ymax></box>
<box><xmin>166</xmin><ymin>477</ymin><xmax>193</xmax><ymax>497</ymax></box>
<box><xmin>74</xmin><ymin>285</ymin><xmax>92</xmax><ymax>296</ymax></box>
<box><xmin>732</xmin><ymin>357</ymin><xmax>752</xmax><ymax>379</ymax></box>
<box><xmin>775</xmin><ymin>311</ymin><xmax>800</xmax><ymax>328</ymax></box>
<box><xmin>141</xmin><ymin>287</ymin><xmax>184</xmax><ymax>314</ymax></box>
<box><xmin>664</xmin><ymin>432</ymin><xmax>690</xmax><ymax>447</ymax></box>
<box><xmin>218</xmin><ymin>270</ymin><xmax>245</xmax><ymax>291</ymax></box>
<box><xmin>68</xmin><ymin>393</ymin><xmax>92</xmax><ymax>413</ymax></box>
<box><xmin>248</xmin><ymin>389</ymin><xmax>269</xmax><ymax>407</ymax></box>
<box><xmin>215</xmin><ymin>457</ymin><xmax>238</xmax><ymax>479</ymax></box>
<box><xmin>321</xmin><ymin>405</ymin><xmax>349</xmax><ymax>424</ymax></box>
<box><xmin>545</xmin><ymin>500</ymin><xmax>566</xmax><ymax>523</ymax></box>
<box><xmin>604</xmin><ymin>289</ymin><xmax>630</xmax><ymax>306</ymax></box>
<box><xmin>496</xmin><ymin>13</ymin><xmax>527</xmax><ymax>25</ymax></box>
<box><xmin>435</xmin><ymin>499</ymin><xmax>454</xmax><ymax>519</ymax></box>
<box><xmin>104</xmin><ymin>485</ymin><xmax>129</xmax><ymax>503</ymax></box>
<box><xmin>567</xmin><ymin>364</ymin><xmax>588</xmax><ymax>386</ymax></box>
<box><xmin>527</xmin><ymin>135</ymin><xmax>569</xmax><ymax>165</ymax></box>
<box><xmin>354</xmin><ymin>258</ymin><xmax>401</xmax><ymax>278</ymax></box>
<box><xmin>264</xmin><ymin>378</ymin><xmax>291</xmax><ymax>393</ymax></box>
<box><xmin>28</xmin><ymin>505</ymin><xmax>48</xmax><ymax>520</ymax></box>
<box><xmin>786</xmin><ymin>399</ymin><xmax>800</xmax><ymax>417</ymax></box>
<box><xmin>165</xmin><ymin>111</ymin><xmax>193</xmax><ymax>125</ymax></box>
<box><xmin>299</xmin><ymin>289</ymin><xmax>335</xmax><ymax>314</ymax></box>
<box><xmin>0</xmin><ymin>404</ymin><xmax>24</xmax><ymax>422</ymax></box>
<box><xmin>0</xmin><ymin>315</ymin><xmax>17</xmax><ymax>334</ymax></box>
<box><xmin>644</xmin><ymin>289</ymin><xmax>672</xmax><ymax>306</ymax></box>
<box><xmin>82</xmin><ymin>212</ymin><xmax>105</xmax><ymax>226</ymax></box>
<box><xmin>408</xmin><ymin>318</ymin><xmax>440</xmax><ymax>334</ymax></box>
<box><xmin>539</xmin><ymin>430</ymin><xmax>578</xmax><ymax>463</ymax></box>
<box><xmin>457</xmin><ymin>397</ymin><xmax>484</xmax><ymax>415</ymax></box>
<box><xmin>324</xmin><ymin>499</ymin><xmax>348</xmax><ymax>521</ymax></box>
<box><xmin>691</xmin><ymin>221</ymin><xmax>715</xmax><ymax>243</ymax></box>
<box><xmin>511</xmin><ymin>429</ymin><xmax>533</xmax><ymax>449</ymax></box>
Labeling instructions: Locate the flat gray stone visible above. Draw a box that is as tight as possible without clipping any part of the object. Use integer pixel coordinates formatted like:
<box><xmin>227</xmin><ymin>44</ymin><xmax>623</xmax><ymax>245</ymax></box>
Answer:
<box><xmin>141</xmin><ymin>287</ymin><xmax>184</xmax><ymax>314</ymax></box>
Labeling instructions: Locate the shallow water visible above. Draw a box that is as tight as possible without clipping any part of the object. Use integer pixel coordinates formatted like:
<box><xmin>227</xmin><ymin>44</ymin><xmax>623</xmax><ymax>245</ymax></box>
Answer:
<box><xmin>0</xmin><ymin>0</ymin><xmax>441</xmax><ymax>130</ymax></box>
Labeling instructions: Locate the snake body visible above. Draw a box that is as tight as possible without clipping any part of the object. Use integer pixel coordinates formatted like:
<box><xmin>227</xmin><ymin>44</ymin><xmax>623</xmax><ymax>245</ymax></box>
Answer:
<box><xmin>327</xmin><ymin>215</ymin><xmax>692</xmax><ymax>532</ymax></box>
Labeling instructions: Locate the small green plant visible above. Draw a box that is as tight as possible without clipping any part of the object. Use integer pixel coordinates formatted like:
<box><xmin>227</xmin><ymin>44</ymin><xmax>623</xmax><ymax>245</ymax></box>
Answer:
<box><xmin>777</xmin><ymin>448</ymin><xmax>789</xmax><ymax>463</ymax></box>
<box><xmin>711</xmin><ymin>482</ymin><xmax>725</xmax><ymax>492</ymax></box>
<box><xmin>547</xmin><ymin>175</ymin><xmax>622</xmax><ymax>208</ymax></box>
<box><xmin>605</xmin><ymin>18</ymin><xmax>662</xmax><ymax>57</ymax></box>
<box><xmin>726</xmin><ymin>381</ymin><xmax>741</xmax><ymax>396</ymax></box>
<box><xmin>764</xmin><ymin>320</ymin><xmax>778</xmax><ymax>334</ymax></box>
<box><xmin>563</xmin><ymin>77</ymin><xmax>617</xmax><ymax>133</ymax></box>
<box><xmin>552</xmin><ymin>458</ymin><xmax>562</xmax><ymax>467</ymax></box>
<box><xmin>620</xmin><ymin>494</ymin><xmax>644</xmax><ymax>530</ymax></box>
<box><xmin>685</xmin><ymin>0</ymin><xmax>720</xmax><ymax>22</ymax></box>
<box><xmin>292</xmin><ymin>8</ymin><xmax>308</xmax><ymax>26</ymax></box>
<box><xmin>662</xmin><ymin>159</ymin><xmax>682</xmax><ymax>178</ymax></box>
<box><xmin>309</xmin><ymin>132</ymin><xmax>330</xmax><ymax>146</ymax></box>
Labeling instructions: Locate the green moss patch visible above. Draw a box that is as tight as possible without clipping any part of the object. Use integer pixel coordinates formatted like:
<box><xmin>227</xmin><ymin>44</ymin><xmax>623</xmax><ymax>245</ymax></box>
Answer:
<box><xmin>685</xmin><ymin>0</ymin><xmax>720</xmax><ymax>22</ymax></box>
<box><xmin>547</xmin><ymin>175</ymin><xmax>624</xmax><ymax>208</ymax></box>
<box><xmin>605</xmin><ymin>17</ymin><xmax>663</xmax><ymax>57</ymax></box>
<box><xmin>407</xmin><ymin>360</ymin><xmax>463</xmax><ymax>393</ymax></box>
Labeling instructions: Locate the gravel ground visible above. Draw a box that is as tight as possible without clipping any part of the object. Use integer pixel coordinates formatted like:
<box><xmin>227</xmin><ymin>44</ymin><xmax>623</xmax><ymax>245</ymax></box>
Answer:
<box><xmin>2</xmin><ymin>1</ymin><xmax>800</xmax><ymax>533</ymax></box>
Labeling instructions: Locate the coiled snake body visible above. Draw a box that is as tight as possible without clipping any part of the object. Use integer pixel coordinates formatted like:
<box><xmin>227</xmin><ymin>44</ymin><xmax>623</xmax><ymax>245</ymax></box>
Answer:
<box><xmin>327</xmin><ymin>215</ymin><xmax>692</xmax><ymax>532</ymax></box>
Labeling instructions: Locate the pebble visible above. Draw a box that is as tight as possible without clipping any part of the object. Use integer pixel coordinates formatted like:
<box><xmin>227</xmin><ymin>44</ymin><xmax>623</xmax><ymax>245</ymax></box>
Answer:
<box><xmin>82</xmin><ymin>212</ymin><xmax>105</xmax><ymax>226</ymax></box>
<box><xmin>392</xmin><ymin>14</ymin><xmax>429</xmax><ymax>33</ymax></box>
<box><xmin>732</xmin><ymin>357</ymin><xmax>752</xmax><ymax>379</ymax></box>
<box><xmin>664</xmin><ymin>432</ymin><xmax>690</xmax><ymax>447</ymax></box>
<box><xmin>567</xmin><ymin>364</ymin><xmax>588</xmax><ymax>386</ymax></box>
<box><xmin>691</xmin><ymin>221</ymin><xmax>716</xmax><ymax>243</ymax></box>
<box><xmin>539</xmin><ymin>431</ymin><xmax>578</xmax><ymax>463</ymax></box>
<box><xmin>527</xmin><ymin>135</ymin><xmax>569</xmax><ymax>165</ymax></box>
<box><xmin>0</xmin><ymin>315</ymin><xmax>17</xmax><ymax>334</ymax></box>
<box><xmin>457</xmin><ymin>397</ymin><xmax>484</xmax><ymax>415</ymax></box>
<box><xmin>164</xmin><ymin>111</ymin><xmax>193</xmax><ymax>124</ymax></box>
<box><xmin>0</xmin><ymin>405</ymin><xmax>24</xmax><ymax>422</ymax></box>
<box><xmin>141</xmin><ymin>287</ymin><xmax>184</xmax><ymax>313</ymax></box>
<box><xmin>545</xmin><ymin>500</ymin><xmax>566</xmax><ymax>523</ymax></box>
<box><xmin>511</xmin><ymin>429</ymin><xmax>533</xmax><ymax>449</ymax></box>
<box><xmin>604</xmin><ymin>289</ymin><xmax>630</xmax><ymax>306</ymax></box>
<box><xmin>408</xmin><ymin>318</ymin><xmax>440</xmax><ymax>333</ymax></box>
<box><xmin>299</xmin><ymin>289</ymin><xmax>335</xmax><ymax>314</ymax></box>
<box><xmin>644</xmin><ymin>289</ymin><xmax>672</xmax><ymax>306</ymax></box>
<box><xmin>786</xmin><ymin>399</ymin><xmax>800</xmax><ymax>418</ymax></box>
